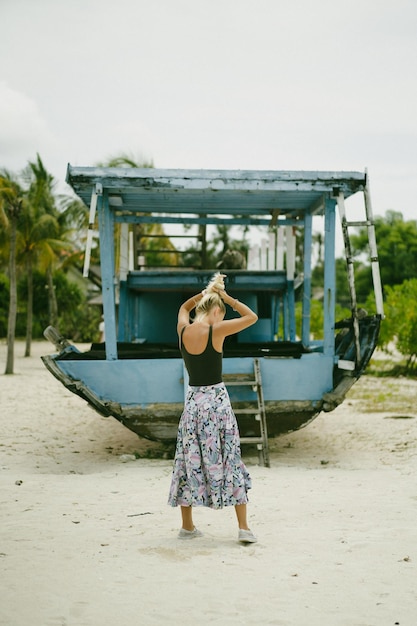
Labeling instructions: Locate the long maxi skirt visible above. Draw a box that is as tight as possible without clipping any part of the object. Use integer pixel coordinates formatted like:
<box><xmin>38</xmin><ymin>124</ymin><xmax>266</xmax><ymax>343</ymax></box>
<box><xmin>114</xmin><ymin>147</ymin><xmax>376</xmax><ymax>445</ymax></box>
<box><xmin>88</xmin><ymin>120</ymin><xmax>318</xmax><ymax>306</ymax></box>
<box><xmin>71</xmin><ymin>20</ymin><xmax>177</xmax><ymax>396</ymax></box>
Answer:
<box><xmin>168</xmin><ymin>382</ymin><xmax>252</xmax><ymax>509</ymax></box>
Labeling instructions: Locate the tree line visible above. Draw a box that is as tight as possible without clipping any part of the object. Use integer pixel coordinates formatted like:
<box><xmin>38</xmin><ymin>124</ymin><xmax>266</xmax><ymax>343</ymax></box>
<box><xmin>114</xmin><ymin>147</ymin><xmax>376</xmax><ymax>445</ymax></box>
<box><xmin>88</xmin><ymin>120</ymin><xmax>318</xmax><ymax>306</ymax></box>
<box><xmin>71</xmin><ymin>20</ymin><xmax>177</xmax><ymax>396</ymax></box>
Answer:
<box><xmin>318</xmin><ymin>210</ymin><xmax>417</xmax><ymax>371</ymax></box>
<box><xmin>0</xmin><ymin>155</ymin><xmax>96</xmax><ymax>372</ymax></box>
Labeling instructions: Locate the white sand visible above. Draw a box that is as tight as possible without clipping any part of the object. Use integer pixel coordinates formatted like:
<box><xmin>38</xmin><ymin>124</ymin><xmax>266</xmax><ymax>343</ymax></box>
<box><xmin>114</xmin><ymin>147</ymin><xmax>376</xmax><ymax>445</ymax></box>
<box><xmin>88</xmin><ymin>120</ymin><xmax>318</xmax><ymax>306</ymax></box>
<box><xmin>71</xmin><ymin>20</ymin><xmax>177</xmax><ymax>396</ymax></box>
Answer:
<box><xmin>1</xmin><ymin>340</ymin><xmax>417</xmax><ymax>626</ymax></box>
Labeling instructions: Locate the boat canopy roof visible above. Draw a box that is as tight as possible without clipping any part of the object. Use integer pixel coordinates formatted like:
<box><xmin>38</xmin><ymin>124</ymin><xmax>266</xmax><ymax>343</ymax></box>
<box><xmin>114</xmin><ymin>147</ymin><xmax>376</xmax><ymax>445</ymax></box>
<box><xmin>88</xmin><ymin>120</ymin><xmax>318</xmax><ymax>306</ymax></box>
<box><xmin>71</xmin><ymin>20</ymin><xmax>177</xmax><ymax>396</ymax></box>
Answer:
<box><xmin>66</xmin><ymin>166</ymin><xmax>366</xmax><ymax>218</ymax></box>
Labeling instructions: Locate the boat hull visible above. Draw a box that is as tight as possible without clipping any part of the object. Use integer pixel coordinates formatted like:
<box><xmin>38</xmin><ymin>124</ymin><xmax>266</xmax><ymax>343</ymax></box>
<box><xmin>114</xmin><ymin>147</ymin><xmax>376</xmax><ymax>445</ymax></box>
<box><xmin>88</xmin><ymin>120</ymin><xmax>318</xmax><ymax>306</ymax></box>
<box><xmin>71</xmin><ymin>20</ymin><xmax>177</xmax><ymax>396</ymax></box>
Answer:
<box><xmin>41</xmin><ymin>352</ymin><xmax>321</xmax><ymax>442</ymax></box>
<box><xmin>41</xmin><ymin>316</ymin><xmax>380</xmax><ymax>443</ymax></box>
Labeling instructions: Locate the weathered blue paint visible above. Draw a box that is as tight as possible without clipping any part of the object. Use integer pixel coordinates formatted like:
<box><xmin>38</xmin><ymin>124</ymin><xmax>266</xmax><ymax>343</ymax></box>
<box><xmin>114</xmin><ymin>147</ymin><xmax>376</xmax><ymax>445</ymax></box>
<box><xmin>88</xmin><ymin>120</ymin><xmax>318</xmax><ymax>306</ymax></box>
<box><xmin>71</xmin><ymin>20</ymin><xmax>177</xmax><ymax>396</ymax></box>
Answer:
<box><xmin>117</xmin><ymin>279</ymin><xmax>128</xmax><ymax>341</ymax></box>
<box><xmin>56</xmin><ymin>358</ymin><xmax>183</xmax><ymax>404</ymax></box>
<box><xmin>287</xmin><ymin>280</ymin><xmax>296</xmax><ymax>340</ymax></box>
<box><xmin>323</xmin><ymin>198</ymin><xmax>336</xmax><ymax>356</ymax></box>
<box><xmin>115</xmin><ymin>214</ymin><xmax>298</xmax><ymax>227</ymax></box>
<box><xmin>223</xmin><ymin>355</ymin><xmax>333</xmax><ymax>403</ymax></box>
<box><xmin>98</xmin><ymin>191</ymin><xmax>118</xmax><ymax>360</ymax></box>
<box><xmin>53</xmin><ymin>352</ymin><xmax>332</xmax><ymax>406</ymax></box>
<box><xmin>302</xmin><ymin>212</ymin><xmax>313</xmax><ymax>345</ymax></box>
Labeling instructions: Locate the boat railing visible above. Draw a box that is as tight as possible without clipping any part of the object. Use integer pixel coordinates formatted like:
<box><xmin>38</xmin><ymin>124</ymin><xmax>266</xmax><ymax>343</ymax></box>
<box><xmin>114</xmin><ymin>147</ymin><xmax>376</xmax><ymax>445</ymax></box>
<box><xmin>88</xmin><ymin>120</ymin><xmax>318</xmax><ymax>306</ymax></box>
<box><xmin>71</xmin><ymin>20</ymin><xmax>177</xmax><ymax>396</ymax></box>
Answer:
<box><xmin>124</xmin><ymin>269</ymin><xmax>289</xmax><ymax>293</ymax></box>
<box><xmin>54</xmin><ymin>339</ymin><xmax>311</xmax><ymax>361</ymax></box>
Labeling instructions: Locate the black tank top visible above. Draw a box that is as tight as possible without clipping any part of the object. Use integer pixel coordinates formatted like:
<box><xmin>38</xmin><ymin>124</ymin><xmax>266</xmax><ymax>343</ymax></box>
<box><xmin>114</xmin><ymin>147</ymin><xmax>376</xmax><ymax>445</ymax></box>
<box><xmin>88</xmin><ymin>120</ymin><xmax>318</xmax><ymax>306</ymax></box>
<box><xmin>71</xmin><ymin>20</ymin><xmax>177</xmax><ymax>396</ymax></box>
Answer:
<box><xmin>180</xmin><ymin>325</ymin><xmax>222</xmax><ymax>386</ymax></box>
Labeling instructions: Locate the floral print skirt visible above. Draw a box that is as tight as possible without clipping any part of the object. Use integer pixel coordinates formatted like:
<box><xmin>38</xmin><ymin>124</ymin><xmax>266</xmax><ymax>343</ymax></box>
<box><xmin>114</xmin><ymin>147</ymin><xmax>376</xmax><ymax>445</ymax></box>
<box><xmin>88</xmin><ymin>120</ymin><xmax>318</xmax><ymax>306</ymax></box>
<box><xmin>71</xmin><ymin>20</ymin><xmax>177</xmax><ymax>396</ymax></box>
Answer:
<box><xmin>168</xmin><ymin>382</ymin><xmax>252</xmax><ymax>509</ymax></box>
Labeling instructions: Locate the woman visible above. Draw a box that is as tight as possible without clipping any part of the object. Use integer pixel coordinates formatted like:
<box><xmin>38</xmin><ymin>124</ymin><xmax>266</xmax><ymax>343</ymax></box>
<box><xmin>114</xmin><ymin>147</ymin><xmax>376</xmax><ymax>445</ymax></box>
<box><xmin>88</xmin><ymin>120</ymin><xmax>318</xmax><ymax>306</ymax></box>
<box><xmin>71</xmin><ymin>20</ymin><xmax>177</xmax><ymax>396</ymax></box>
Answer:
<box><xmin>168</xmin><ymin>273</ymin><xmax>258</xmax><ymax>543</ymax></box>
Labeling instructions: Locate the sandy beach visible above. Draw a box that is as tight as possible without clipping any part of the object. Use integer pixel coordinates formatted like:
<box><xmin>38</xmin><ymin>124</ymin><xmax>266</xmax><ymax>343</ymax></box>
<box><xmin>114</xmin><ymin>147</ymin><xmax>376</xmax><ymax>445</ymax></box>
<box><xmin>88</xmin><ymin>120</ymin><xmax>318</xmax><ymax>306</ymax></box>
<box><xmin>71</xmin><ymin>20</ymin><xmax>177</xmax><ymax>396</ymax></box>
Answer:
<box><xmin>1</xmin><ymin>340</ymin><xmax>416</xmax><ymax>626</ymax></box>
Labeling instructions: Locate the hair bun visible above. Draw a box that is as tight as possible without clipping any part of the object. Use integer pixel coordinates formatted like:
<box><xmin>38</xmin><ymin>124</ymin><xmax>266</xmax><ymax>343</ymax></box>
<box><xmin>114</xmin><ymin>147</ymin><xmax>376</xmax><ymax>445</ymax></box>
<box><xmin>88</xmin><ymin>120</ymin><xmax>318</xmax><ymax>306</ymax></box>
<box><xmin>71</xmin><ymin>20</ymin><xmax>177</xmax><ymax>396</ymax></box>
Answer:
<box><xmin>206</xmin><ymin>272</ymin><xmax>226</xmax><ymax>293</ymax></box>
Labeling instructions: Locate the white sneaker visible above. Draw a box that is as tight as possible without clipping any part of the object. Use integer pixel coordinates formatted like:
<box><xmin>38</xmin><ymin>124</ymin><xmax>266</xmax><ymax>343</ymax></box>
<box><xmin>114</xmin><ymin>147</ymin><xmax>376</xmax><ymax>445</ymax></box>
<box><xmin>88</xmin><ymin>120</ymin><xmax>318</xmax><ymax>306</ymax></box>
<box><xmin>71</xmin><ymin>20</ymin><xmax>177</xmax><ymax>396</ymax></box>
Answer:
<box><xmin>238</xmin><ymin>529</ymin><xmax>258</xmax><ymax>543</ymax></box>
<box><xmin>178</xmin><ymin>527</ymin><xmax>203</xmax><ymax>539</ymax></box>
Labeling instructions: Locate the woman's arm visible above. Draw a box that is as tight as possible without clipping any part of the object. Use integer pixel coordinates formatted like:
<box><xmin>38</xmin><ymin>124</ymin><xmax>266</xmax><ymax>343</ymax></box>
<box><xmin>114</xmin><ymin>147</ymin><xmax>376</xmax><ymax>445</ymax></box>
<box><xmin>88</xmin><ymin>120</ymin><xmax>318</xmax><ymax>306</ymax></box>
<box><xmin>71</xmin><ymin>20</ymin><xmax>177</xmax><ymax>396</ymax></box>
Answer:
<box><xmin>215</xmin><ymin>290</ymin><xmax>258</xmax><ymax>337</ymax></box>
<box><xmin>177</xmin><ymin>292</ymin><xmax>204</xmax><ymax>335</ymax></box>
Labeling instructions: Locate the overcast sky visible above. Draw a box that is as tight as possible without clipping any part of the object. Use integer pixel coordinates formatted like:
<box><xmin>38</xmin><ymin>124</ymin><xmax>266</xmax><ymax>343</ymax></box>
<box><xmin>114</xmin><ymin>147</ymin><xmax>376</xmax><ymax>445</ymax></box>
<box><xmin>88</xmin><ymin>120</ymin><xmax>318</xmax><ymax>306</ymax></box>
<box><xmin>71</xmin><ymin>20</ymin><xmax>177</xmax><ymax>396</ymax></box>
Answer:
<box><xmin>1</xmin><ymin>0</ymin><xmax>416</xmax><ymax>222</ymax></box>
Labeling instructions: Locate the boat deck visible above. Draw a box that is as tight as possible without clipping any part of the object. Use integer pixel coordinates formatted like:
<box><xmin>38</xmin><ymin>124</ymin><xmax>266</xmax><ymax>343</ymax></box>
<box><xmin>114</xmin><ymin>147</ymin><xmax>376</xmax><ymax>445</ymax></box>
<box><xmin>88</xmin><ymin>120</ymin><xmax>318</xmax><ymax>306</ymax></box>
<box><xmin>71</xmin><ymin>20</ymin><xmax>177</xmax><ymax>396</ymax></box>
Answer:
<box><xmin>55</xmin><ymin>340</ymin><xmax>311</xmax><ymax>361</ymax></box>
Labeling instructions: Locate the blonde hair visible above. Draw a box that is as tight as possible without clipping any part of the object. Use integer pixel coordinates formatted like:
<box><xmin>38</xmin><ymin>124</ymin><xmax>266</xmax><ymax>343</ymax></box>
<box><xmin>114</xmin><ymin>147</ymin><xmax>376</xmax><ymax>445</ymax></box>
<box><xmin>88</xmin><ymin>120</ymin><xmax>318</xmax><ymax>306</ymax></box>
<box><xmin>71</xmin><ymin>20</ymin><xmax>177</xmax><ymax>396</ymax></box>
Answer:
<box><xmin>206</xmin><ymin>272</ymin><xmax>226</xmax><ymax>292</ymax></box>
<box><xmin>195</xmin><ymin>292</ymin><xmax>226</xmax><ymax>320</ymax></box>
<box><xmin>194</xmin><ymin>272</ymin><xmax>226</xmax><ymax>320</ymax></box>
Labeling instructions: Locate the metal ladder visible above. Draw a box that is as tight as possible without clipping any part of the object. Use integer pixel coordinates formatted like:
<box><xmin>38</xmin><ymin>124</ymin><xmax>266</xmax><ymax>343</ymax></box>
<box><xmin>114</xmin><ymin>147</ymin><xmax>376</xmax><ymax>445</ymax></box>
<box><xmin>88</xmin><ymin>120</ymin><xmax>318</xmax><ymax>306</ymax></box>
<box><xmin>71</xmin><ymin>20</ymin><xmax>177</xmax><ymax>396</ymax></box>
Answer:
<box><xmin>336</xmin><ymin>171</ymin><xmax>384</xmax><ymax>365</ymax></box>
<box><xmin>225</xmin><ymin>358</ymin><xmax>270</xmax><ymax>467</ymax></box>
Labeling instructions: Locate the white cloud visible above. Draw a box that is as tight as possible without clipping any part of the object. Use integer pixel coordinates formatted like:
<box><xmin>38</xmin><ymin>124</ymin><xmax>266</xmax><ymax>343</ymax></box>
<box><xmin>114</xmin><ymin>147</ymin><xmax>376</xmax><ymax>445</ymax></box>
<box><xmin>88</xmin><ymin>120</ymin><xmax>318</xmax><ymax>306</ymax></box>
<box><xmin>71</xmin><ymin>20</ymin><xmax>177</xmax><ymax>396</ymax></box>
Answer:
<box><xmin>0</xmin><ymin>0</ymin><xmax>415</xmax><ymax>221</ymax></box>
<box><xmin>0</xmin><ymin>81</ymin><xmax>56</xmax><ymax>169</ymax></box>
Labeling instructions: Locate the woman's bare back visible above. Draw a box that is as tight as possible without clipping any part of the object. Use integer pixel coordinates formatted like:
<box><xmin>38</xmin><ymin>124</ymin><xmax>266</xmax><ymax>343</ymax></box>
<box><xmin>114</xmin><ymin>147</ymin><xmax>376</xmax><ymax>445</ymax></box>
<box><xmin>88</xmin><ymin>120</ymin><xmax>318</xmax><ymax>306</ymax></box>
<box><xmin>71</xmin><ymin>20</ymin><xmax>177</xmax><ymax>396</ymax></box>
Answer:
<box><xmin>181</xmin><ymin>323</ymin><xmax>223</xmax><ymax>354</ymax></box>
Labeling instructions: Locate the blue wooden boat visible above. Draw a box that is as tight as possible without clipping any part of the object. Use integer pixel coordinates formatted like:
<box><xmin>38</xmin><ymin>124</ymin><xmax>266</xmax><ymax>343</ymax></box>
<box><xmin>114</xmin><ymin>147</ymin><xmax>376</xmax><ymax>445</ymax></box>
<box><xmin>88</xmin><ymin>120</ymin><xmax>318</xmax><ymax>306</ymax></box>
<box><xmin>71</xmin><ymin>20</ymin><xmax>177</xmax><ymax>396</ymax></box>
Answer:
<box><xmin>42</xmin><ymin>167</ymin><xmax>384</xmax><ymax>443</ymax></box>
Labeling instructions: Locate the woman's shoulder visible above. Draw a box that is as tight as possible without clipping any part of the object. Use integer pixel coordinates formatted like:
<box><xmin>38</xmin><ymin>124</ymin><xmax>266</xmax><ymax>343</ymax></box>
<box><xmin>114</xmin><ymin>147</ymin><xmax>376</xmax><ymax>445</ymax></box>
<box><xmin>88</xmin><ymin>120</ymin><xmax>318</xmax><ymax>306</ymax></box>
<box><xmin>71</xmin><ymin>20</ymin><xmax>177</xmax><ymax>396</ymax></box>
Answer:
<box><xmin>180</xmin><ymin>322</ymin><xmax>211</xmax><ymax>337</ymax></box>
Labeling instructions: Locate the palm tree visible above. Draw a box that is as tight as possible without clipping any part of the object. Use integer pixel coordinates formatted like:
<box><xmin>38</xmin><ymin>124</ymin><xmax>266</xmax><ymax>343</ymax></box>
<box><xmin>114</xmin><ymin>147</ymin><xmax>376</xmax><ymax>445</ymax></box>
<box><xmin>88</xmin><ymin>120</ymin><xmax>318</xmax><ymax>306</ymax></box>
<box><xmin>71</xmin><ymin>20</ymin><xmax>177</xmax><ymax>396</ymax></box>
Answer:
<box><xmin>21</xmin><ymin>155</ymin><xmax>78</xmax><ymax>354</ymax></box>
<box><xmin>96</xmin><ymin>152</ymin><xmax>154</xmax><ymax>169</ymax></box>
<box><xmin>18</xmin><ymin>208</ymin><xmax>63</xmax><ymax>356</ymax></box>
<box><xmin>0</xmin><ymin>171</ymin><xmax>26</xmax><ymax>374</ymax></box>
<box><xmin>57</xmin><ymin>193</ymin><xmax>97</xmax><ymax>275</ymax></box>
